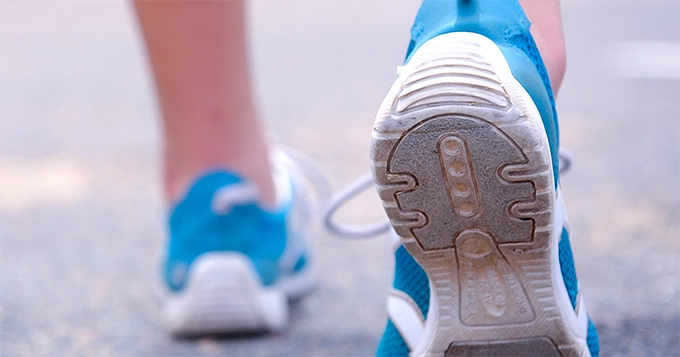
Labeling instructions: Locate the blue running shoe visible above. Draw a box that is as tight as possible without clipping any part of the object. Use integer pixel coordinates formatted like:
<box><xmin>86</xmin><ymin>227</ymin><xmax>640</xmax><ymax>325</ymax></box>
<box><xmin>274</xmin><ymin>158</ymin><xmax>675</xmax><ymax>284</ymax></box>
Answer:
<box><xmin>158</xmin><ymin>150</ymin><xmax>318</xmax><ymax>335</ymax></box>
<box><xmin>370</xmin><ymin>0</ymin><xmax>599</xmax><ymax>355</ymax></box>
<box><xmin>375</xmin><ymin>235</ymin><xmax>430</xmax><ymax>356</ymax></box>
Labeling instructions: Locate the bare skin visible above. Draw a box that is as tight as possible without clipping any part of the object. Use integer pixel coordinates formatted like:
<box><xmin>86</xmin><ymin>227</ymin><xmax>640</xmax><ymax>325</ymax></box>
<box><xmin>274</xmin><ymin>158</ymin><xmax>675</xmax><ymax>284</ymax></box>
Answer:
<box><xmin>134</xmin><ymin>0</ymin><xmax>566</xmax><ymax>206</ymax></box>
<box><xmin>519</xmin><ymin>0</ymin><xmax>567</xmax><ymax>94</ymax></box>
<box><xmin>134</xmin><ymin>0</ymin><xmax>276</xmax><ymax>206</ymax></box>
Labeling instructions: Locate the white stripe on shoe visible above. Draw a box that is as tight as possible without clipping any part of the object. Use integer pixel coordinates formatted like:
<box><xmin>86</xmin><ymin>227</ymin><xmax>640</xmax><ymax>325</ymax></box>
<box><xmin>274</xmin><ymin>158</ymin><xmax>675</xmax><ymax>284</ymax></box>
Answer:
<box><xmin>388</xmin><ymin>289</ymin><xmax>426</xmax><ymax>351</ymax></box>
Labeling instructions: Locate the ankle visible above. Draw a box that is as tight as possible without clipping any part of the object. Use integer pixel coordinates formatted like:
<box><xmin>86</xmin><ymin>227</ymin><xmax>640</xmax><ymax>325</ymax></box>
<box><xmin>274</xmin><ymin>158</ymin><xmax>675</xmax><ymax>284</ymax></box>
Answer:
<box><xmin>164</xmin><ymin>155</ymin><xmax>277</xmax><ymax>208</ymax></box>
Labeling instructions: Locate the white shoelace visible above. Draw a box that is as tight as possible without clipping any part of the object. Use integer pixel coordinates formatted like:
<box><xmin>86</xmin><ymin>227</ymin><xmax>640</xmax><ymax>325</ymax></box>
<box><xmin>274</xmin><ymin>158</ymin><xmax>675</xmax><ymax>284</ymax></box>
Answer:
<box><xmin>275</xmin><ymin>146</ymin><xmax>333</xmax><ymax>218</ymax></box>
<box><xmin>212</xmin><ymin>181</ymin><xmax>261</xmax><ymax>215</ymax></box>
<box><xmin>322</xmin><ymin>148</ymin><xmax>575</xmax><ymax>239</ymax></box>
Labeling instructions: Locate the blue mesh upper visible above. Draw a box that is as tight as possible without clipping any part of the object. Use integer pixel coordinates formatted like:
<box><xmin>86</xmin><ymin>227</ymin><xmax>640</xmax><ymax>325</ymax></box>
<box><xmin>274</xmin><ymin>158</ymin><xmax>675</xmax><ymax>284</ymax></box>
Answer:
<box><xmin>560</xmin><ymin>230</ymin><xmax>601</xmax><ymax>357</ymax></box>
<box><xmin>376</xmin><ymin>246</ymin><xmax>430</xmax><ymax>356</ymax></box>
<box><xmin>164</xmin><ymin>171</ymin><xmax>289</xmax><ymax>291</ymax></box>
<box><xmin>393</xmin><ymin>246</ymin><xmax>430</xmax><ymax>316</ymax></box>
<box><xmin>404</xmin><ymin>0</ymin><xmax>561</xmax><ymax>186</ymax></box>
<box><xmin>558</xmin><ymin>228</ymin><xmax>579</xmax><ymax>309</ymax></box>
<box><xmin>506</xmin><ymin>31</ymin><xmax>560</xmax><ymax>155</ymax></box>
<box><xmin>587</xmin><ymin>317</ymin><xmax>600</xmax><ymax>357</ymax></box>
<box><xmin>376</xmin><ymin>319</ymin><xmax>411</xmax><ymax>357</ymax></box>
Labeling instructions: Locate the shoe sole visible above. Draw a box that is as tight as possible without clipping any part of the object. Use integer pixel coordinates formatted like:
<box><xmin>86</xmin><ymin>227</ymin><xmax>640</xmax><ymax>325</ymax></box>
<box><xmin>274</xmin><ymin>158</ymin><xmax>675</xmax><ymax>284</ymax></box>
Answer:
<box><xmin>371</xmin><ymin>32</ymin><xmax>589</xmax><ymax>357</ymax></box>
<box><xmin>161</xmin><ymin>252</ymin><xmax>314</xmax><ymax>335</ymax></box>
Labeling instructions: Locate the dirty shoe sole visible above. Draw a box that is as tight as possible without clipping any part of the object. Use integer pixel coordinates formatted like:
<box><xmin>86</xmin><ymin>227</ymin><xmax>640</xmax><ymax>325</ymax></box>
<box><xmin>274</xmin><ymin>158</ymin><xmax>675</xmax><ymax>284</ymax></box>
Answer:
<box><xmin>370</xmin><ymin>32</ymin><xmax>589</xmax><ymax>357</ymax></box>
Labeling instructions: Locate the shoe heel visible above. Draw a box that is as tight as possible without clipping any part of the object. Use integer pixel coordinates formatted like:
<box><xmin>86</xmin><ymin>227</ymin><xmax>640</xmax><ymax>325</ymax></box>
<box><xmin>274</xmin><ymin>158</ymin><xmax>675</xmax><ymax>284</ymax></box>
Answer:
<box><xmin>163</xmin><ymin>253</ymin><xmax>288</xmax><ymax>335</ymax></box>
<box><xmin>371</xmin><ymin>32</ymin><xmax>589</xmax><ymax>356</ymax></box>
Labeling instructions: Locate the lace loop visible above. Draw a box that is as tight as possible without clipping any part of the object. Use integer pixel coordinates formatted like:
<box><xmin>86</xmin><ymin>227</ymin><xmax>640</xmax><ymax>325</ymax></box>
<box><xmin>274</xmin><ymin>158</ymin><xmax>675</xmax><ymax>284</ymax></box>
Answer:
<box><xmin>322</xmin><ymin>173</ymin><xmax>391</xmax><ymax>238</ymax></box>
<box><xmin>558</xmin><ymin>147</ymin><xmax>573</xmax><ymax>175</ymax></box>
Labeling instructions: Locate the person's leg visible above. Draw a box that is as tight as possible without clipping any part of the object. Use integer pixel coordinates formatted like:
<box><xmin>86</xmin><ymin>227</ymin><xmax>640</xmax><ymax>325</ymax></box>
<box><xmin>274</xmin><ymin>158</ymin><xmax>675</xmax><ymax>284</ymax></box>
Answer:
<box><xmin>373</xmin><ymin>0</ymin><xmax>598</xmax><ymax>356</ymax></box>
<box><xmin>519</xmin><ymin>0</ymin><xmax>567</xmax><ymax>94</ymax></box>
<box><xmin>134</xmin><ymin>0</ymin><xmax>275</xmax><ymax>206</ymax></box>
<box><xmin>134</xmin><ymin>1</ymin><xmax>316</xmax><ymax>335</ymax></box>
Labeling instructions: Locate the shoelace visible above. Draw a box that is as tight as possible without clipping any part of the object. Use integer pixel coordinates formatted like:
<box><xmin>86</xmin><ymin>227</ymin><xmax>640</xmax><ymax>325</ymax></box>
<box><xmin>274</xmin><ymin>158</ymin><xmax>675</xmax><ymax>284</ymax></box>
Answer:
<box><xmin>277</xmin><ymin>145</ymin><xmax>333</xmax><ymax>217</ymax></box>
<box><xmin>212</xmin><ymin>181</ymin><xmax>261</xmax><ymax>215</ymax></box>
<box><xmin>208</xmin><ymin>146</ymin><xmax>332</xmax><ymax>217</ymax></box>
<box><xmin>323</xmin><ymin>148</ymin><xmax>574</xmax><ymax>239</ymax></box>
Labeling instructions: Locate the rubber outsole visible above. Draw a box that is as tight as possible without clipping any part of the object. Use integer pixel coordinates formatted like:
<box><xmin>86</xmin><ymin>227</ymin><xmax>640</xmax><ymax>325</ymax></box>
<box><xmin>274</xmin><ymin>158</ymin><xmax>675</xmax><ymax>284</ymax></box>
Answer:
<box><xmin>370</xmin><ymin>32</ymin><xmax>589</xmax><ymax>357</ymax></box>
<box><xmin>161</xmin><ymin>252</ymin><xmax>315</xmax><ymax>335</ymax></box>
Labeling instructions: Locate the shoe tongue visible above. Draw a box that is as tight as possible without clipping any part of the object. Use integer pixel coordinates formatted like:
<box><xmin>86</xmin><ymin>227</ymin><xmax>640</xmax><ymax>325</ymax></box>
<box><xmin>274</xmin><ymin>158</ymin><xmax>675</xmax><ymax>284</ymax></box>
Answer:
<box><xmin>169</xmin><ymin>171</ymin><xmax>249</xmax><ymax>224</ymax></box>
<box><xmin>211</xmin><ymin>180</ymin><xmax>260</xmax><ymax>215</ymax></box>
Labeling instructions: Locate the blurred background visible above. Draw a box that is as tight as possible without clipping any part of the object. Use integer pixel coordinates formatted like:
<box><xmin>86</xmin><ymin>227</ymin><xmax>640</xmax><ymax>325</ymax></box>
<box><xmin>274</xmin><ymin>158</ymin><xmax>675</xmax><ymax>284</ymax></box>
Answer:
<box><xmin>1</xmin><ymin>0</ymin><xmax>678</xmax><ymax>355</ymax></box>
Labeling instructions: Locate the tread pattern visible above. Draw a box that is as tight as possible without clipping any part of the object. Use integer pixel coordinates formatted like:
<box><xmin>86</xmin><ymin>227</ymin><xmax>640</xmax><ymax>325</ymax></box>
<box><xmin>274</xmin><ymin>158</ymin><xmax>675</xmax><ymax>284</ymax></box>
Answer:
<box><xmin>370</xmin><ymin>33</ymin><xmax>588</xmax><ymax>356</ymax></box>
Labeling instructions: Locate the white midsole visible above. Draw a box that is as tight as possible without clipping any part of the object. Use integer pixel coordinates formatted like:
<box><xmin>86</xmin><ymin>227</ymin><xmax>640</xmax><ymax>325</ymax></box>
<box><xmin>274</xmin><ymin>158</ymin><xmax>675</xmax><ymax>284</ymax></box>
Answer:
<box><xmin>159</xmin><ymin>252</ymin><xmax>314</xmax><ymax>334</ymax></box>
<box><xmin>372</xmin><ymin>32</ymin><xmax>590</xmax><ymax>357</ymax></box>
